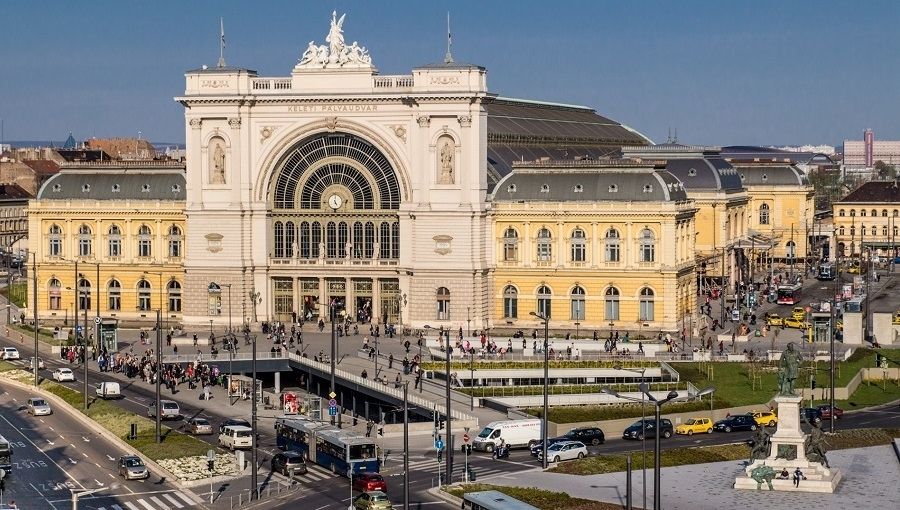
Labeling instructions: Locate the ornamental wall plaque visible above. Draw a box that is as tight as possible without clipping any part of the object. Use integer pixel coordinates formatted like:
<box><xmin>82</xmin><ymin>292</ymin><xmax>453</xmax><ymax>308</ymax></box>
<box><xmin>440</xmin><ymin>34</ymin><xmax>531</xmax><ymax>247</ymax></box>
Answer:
<box><xmin>205</xmin><ymin>233</ymin><xmax>224</xmax><ymax>253</ymax></box>
<box><xmin>433</xmin><ymin>235</ymin><xmax>453</xmax><ymax>255</ymax></box>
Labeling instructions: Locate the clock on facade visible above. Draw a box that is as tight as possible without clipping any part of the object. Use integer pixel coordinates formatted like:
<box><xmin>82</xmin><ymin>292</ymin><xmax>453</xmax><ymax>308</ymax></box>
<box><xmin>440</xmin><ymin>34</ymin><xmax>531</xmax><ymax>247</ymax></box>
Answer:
<box><xmin>327</xmin><ymin>194</ymin><xmax>343</xmax><ymax>209</ymax></box>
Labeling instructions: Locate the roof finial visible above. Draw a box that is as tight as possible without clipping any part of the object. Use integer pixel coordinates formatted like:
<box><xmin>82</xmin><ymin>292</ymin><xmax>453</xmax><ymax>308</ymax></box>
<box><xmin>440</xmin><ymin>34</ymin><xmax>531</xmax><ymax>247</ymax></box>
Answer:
<box><xmin>444</xmin><ymin>11</ymin><xmax>454</xmax><ymax>64</ymax></box>
<box><xmin>217</xmin><ymin>17</ymin><xmax>226</xmax><ymax>68</ymax></box>
<box><xmin>666</xmin><ymin>127</ymin><xmax>672</xmax><ymax>144</ymax></box>
<box><xmin>673</xmin><ymin>127</ymin><xmax>678</xmax><ymax>144</ymax></box>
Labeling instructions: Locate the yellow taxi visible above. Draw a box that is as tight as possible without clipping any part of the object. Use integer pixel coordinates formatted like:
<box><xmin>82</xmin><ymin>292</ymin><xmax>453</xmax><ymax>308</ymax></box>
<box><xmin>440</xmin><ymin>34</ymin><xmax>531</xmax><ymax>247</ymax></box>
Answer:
<box><xmin>765</xmin><ymin>313</ymin><xmax>785</xmax><ymax>327</ymax></box>
<box><xmin>784</xmin><ymin>317</ymin><xmax>811</xmax><ymax>329</ymax></box>
<box><xmin>675</xmin><ymin>417</ymin><xmax>713</xmax><ymax>436</ymax></box>
<box><xmin>791</xmin><ymin>307</ymin><xmax>806</xmax><ymax>321</ymax></box>
<box><xmin>751</xmin><ymin>411</ymin><xmax>778</xmax><ymax>427</ymax></box>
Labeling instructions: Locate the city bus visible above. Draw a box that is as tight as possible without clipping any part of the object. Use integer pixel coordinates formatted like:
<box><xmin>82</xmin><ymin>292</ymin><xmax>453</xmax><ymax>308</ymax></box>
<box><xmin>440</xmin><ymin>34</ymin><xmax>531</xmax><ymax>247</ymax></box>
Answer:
<box><xmin>275</xmin><ymin>417</ymin><xmax>378</xmax><ymax>475</ymax></box>
<box><xmin>776</xmin><ymin>283</ymin><xmax>803</xmax><ymax>305</ymax></box>
<box><xmin>816</xmin><ymin>263</ymin><xmax>836</xmax><ymax>281</ymax></box>
<box><xmin>0</xmin><ymin>435</ymin><xmax>12</xmax><ymax>471</ymax></box>
<box><xmin>463</xmin><ymin>491</ymin><xmax>540</xmax><ymax>510</ymax></box>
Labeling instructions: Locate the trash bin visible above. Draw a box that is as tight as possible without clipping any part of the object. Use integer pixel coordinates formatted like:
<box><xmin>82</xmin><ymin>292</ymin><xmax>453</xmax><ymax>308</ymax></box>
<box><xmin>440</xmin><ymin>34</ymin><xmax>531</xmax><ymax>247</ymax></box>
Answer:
<box><xmin>467</xmin><ymin>468</ymin><xmax>476</xmax><ymax>482</ymax></box>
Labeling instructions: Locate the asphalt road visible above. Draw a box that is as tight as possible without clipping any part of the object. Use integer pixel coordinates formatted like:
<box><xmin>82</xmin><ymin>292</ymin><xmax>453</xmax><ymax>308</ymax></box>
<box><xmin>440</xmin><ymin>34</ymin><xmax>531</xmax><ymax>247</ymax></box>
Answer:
<box><xmin>0</xmin><ymin>382</ymin><xmax>202</xmax><ymax>510</ymax></box>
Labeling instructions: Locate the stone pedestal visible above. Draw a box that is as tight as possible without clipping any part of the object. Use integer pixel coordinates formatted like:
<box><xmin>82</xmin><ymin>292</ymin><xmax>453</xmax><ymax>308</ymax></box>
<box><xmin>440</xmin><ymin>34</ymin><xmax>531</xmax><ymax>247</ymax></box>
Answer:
<box><xmin>734</xmin><ymin>395</ymin><xmax>842</xmax><ymax>493</ymax></box>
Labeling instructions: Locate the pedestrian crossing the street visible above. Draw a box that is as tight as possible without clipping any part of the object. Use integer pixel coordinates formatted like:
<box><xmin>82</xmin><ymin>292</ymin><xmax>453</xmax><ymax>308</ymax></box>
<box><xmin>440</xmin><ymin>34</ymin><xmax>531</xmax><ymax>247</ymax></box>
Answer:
<box><xmin>88</xmin><ymin>490</ymin><xmax>203</xmax><ymax>510</ymax></box>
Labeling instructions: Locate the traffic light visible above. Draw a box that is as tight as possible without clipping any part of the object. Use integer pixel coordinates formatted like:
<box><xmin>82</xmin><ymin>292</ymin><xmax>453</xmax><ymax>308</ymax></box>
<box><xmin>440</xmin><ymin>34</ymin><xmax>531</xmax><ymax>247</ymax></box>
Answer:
<box><xmin>439</xmin><ymin>419</ymin><xmax>445</xmax><ymax>430</ymax></box>
<box><xmin>207</xmin><ymin>459</ymin><xmax>214</xmax><ymax>471</ymax></box>
<box><xmin>433</xmin><ymin>411</ymin><xmax>439</xmax><ymax>430</ymax></box>
<box><xmin>875</xmin><ymin>353</ymin><xmax>882</xmax><ymax>368</ymax></box>
<box><xmin>378</xmin><ymin>426</ymin><xmax>384</xmax><ymax>437</ymax></box>
<box><xmin>811</xmin><ymin>378</ymin><xmax>817</xmax><ymax>390</ymax></box>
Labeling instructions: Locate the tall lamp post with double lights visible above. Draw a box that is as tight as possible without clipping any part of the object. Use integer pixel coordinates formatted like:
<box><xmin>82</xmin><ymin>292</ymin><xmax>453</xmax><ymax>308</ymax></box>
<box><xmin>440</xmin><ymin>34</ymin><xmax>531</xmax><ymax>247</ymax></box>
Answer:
<box><xmin>22</xmin><ymin>250</ymin><xmax>39</xmax><ymax>388</ymax></box>
<box><xmin>601</xmin><ymin>383</ymin><xmax>715</xmax><ymax>510</ymax></box>
<box><xmin>529</xmin><ymin>311</ymin><xmax>550</xmax><ymax>469</ymax></box>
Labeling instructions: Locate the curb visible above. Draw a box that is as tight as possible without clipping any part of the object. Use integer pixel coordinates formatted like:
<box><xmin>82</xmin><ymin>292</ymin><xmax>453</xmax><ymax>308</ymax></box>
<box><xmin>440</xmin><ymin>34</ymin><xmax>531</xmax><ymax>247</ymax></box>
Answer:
<box><xmin>427</xmin><ymin>485</ymin><xmax>464</xmax><ymax>508</ymax></box>
<box><xmin>0</xmin><ymin>371</ymin><xmax>235</xmax><ymax>496</ymax></box>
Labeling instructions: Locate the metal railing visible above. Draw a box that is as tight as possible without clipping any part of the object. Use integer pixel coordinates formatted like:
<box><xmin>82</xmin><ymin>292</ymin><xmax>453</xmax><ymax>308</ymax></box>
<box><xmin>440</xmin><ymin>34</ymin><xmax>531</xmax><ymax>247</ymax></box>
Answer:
<box><xmin>161</xmin><ymin>351</ymin><xmax>286</xmax><ymax>364</ymax></box>
<box><xmin>659</xmin><ymin>361</ymin><xmax>680</xmax><ymax>382</ymax></box>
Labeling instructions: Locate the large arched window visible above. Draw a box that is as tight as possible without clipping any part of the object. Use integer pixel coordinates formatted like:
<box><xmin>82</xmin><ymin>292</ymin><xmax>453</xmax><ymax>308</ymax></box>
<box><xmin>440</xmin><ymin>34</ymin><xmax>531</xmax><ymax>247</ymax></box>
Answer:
<box><xmin>503</xmin><ymin>228</ymin><xmax>519</xmax><ymax>262</ymax></box>
<box><xmin>604</xmin><ymin>287</ymin><xmax>620</xmax><ymax>321</ymax></box>
<box><xmin>168</xmin><ymin>225</ymin><xmax>183</xmax><ymax>258</ymax></box>
<box><xmin>78</xmin><ymin>278</ymin><xmax>91</xmax><ymax>310</ymax></box>
<box><xmin>759</xmin><ymin>204</ymin><xmax>770</xmax><ymax>225</ymax></box>
<box><xmin>78</xmin><ymin>224</ymin><xmax>92</xmax><ymax>257</ymax></box>
<box><xmin>536</xmin><ymin>228</ymin><xmax>552</xmax><ymax>262</ymax></box>
<box><xmin>108</xmin><ymin>225</ymin><xmax>122</xmax><ymax>257</ymax></box>
<box><xmin>639</xmin><ymin>228</ymin><xmax>656</xmax><ymax>263</ymax></box>
<box><xmin>570</xmin><ymin>228</ymin><xmax>586</xmax><ymax>263</ymax></box>
<box><xmin>536</xmin><ymin>285</ymin><xmax>552</xmax><ymax>318</ymax></box>
<box><xmin>849</xmin><ymin>209</ymin><xmax>856</xmax><ymax>217</ymax></box>
<box><xmin>48</xmin><ymin>224</ymin><xmax>62</xmax><ymax>256</ymax></box>
<box><xmin>137</xmin><ymin>225</ymin><xmax>152</xmax><ymax>258</ymax></box>
<box><xmin>167</xmin><ymin>281</ymin><xmax>182</xmax><ymax>312</ymax></box>
<box><xmin>137</xmin><ymin>279</ymin><xmax>152</xmax><ymax>311</ymax></box>
<box><xmin>274</xmin><ymin>221</ymin><xmax>285</xmax><ymax>258</ymax></box>
<box><xmin>436</xmin><ymin>287</ymin><xmax>450</xmax><ymax>320</ymax></box>
<box><xmin>570</xmin><ymin>286</ymin><xmax>586</xmax><ymax>320</ymax></box>
<box><xmin>639</xmin><ymin>287</ymin><xmax>655</xmax><ymax>321</ymax></box>
<box><xmin>207</xmin><ymin>282</ymin><xmax>221</xmax><ymax>316</ymax></box>
<box><xmin>605</xmin><ymin>229</ymin><xmax>620</xmax><ymax>262</ymax></box>
<box><xmin>107</xmin><ymin>279</ymin><xmax>121</xmax><ymax>311</ymax></box>
<box><xmin>503</xmin><ymin>286</ymin><xmax>518</xmax><ymax>319</ymax></box>
<box><xmin>48</xmin><ymin>278</ymin><xmax>61</xmax><ymax>310</ymax></box>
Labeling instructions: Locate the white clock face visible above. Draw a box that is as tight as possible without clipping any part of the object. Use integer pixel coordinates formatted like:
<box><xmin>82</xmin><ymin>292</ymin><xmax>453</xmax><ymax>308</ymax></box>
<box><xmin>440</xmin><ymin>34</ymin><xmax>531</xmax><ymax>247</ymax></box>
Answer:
<box><xmin>328</xmin><ymin>194</ymin><xmax>343</xmax><ymax>209</ymax></box>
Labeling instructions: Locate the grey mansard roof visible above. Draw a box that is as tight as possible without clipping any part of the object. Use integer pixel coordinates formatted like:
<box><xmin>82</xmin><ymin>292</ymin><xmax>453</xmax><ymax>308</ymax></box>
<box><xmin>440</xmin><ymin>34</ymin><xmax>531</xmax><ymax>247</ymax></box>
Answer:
<box><xmin>491</xmin><ymin>163</ymin><xmax>688</xmax><ymax>203</ymax></box>
<box><xmin>36</xmin><ymin>163</ymin><xmax>186</xmax><ymax>200</ymax></box>
<box><xmin>622</xmin><ymin>144</ymin><xmax>743</xmax><ymax>192</ymax></box>
<box><xmin>731</xmin><ymin>164</ymin><xmax>809</xmax><ymax>186</ymax></box>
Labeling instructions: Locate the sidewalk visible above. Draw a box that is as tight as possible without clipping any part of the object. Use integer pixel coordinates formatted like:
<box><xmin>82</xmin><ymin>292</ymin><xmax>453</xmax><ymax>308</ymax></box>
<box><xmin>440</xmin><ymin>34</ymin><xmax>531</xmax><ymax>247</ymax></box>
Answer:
<box><xmin>482</xmin><ymin>444</ymin><xmax>900</xmax><ymax>509</ymax></box>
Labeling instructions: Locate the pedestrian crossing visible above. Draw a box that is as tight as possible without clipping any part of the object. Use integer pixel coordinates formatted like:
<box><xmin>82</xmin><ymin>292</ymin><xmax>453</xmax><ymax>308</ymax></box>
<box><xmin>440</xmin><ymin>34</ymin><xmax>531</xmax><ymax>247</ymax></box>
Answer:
<box><xmin>91</xmin><ymin>490</ymin><xmax>203</xmax><ymax>510</ymax></box>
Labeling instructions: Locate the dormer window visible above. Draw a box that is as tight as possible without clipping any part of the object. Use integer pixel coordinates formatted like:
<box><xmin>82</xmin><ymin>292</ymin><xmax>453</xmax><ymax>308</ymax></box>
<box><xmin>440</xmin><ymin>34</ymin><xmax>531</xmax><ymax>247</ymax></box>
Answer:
<box><xmin>171</xmin><ymin>184</ymin><xmax>181</xmax><ymax>193</ymax></box>
<box><xmin>81</xmin><ymin>184</ymin><xmax>91</xmax><ymax>193</ymax></box>
<box><xmin>608</xmin><ymin>184</ymin><xmax>618</xmax><ymax>193</ymax></box>
<box><xmin>688</xmin><ymin>168</ymin><xmax>697</xmax><ymax>177</ymax></box>
<box><xmin>141</xmin><ymin>184</ymin><xmax>151</xmax><ymax>193</ymax></box>
<box><xmin>52</xmin><ymin>184</ymin><xmax>61</xmax><ymax>193</ymax></box>
<box><xmin>573</xmin><ymin>184</ymin><xmax>584</xmax><ymax>193</ymax></box>
<box><xmin>643</xmin><ymin>184</ymin><xmax>653</xmax><ymax>193</ymax></box>
<box><xmin>540</xmin><ymin>184</ymin><xmax>550</xmax><ymax>193</ymax></box>
<box><xmin>740</xmin><ymin>174</ymin><xmax>745</xmax><ymax>180</ymax></box>
<box><xmin>111</xmin><ymin>184</ymin><xmax>121</xmax><ymax>193</ymax></box>
<box><xmin>762</xmin><ymin>174</ymin><xmax>768</xmax><ymax>181</ymax></box>
<box><xmin>507</xmin><ymin>184</ymin><xmax>517</xmax><ymax>193</ymax></box>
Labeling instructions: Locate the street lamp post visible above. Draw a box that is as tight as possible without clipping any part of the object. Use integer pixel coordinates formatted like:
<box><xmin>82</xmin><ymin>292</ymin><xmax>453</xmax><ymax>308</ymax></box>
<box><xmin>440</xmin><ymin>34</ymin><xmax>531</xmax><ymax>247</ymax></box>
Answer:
<box><xmin>25</xmin><ymin>251</ymin><xmax>39</xmax><ymax>388</ymax></box>
<box><xmin>601</xmin><ymin>384</ymin><xmax>715</xmax><ymax>510</ymax></box>
<box><xmin>466</xmin><ymin>306</ymin><xmax>471</xmax><ymax>338</ymax></box>
<box><xmin>251</xmin><ymin>330</ymin><xmax>258</xmax><ymax>500</ymax></box>
<box><xmin>469</xmin><ymin>349</ymin><xmax>474</xmax><ymax>411</ymax></box>
<box><xmin>155</xmin><ymin>309</ymin><xmax>161</xmax><ymax>443</ymax></box>
<box><xmin>529</xmin><ymin>311</ymin><xmax>550</xmax><ymax>469</ymax></box>
<box><xmin>402</xmin><ymin>381</ymin><xmax>410</xmax><ymax>510</ymax></box>
<box><xmin>224</xmin><ymin>283</ymin><xmax>233</xmax><ymax>334</ymax></box>
<box><xmin>424</xmin><ymin>324</ymin><xmax>452</xmax><ymax>481</ymax></box>
<box><xmin>613</xmin><ymin>365</ymin><xmax>647</xmax><ymax>510</ymax></box>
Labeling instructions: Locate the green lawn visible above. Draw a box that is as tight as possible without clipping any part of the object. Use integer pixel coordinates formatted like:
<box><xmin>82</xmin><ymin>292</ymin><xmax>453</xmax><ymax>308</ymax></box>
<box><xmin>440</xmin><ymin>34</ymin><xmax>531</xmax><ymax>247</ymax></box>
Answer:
<box><xmin>36</xmin><ymin>377</ymin><xmax>210</xmax><ymax>460</ymax></box>
<box><xmin>549</xmin><ymin>427</ymin><xmax>900</xmax><ymax>475</ymax></box>
<box><xmin>834</xmin><ymin>377</ymin><xmax>900</xmax><ymax>409</ymax></box>
<box><xmin>1</xmin><ymin>282</ymin><xmax>27</xmax><ymax>307</ymax></box>
<box><xmin>444</xmin><ymin>484</ymin><xmax>625</xmax><ymax>510</ymax></box>
<box><xmin>7</xmin><ymin>323</ymin><xmax>67</xmax><ymax>346</ymax></box>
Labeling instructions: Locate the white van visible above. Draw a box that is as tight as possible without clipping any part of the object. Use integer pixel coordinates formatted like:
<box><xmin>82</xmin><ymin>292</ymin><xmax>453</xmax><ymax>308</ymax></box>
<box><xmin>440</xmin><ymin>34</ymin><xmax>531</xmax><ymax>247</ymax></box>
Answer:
<box><xmin>472</xmin><ymin>419</ymin><xmax>542</xmax><ymax>452</ymax></box>
<box><xmin>94</xmin><ymin>382</ymin><xmax>121</xmax><ymax>399</ymax></box>
<box><xmin>218</xmin><ymin>425</ymin><xmax>253</xmax><ymax>451</ymax></box>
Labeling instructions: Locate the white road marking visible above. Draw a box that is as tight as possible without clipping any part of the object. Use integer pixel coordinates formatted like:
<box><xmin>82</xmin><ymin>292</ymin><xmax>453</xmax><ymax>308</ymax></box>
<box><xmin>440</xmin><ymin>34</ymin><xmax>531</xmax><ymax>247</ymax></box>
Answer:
<box><xmin>68</xmin><ymin>457</ymin><xmax>78</xmax><ymax>464</ymax></box>
<box><xmin>174</xmin><ymin>491</ymin><xmax>201</xmax><ymax>505</ymax></box>
<box><xmin>124</xmin><ymin>502</ymin><xmax>140</xmax><ymax>510</ymax></box>
<box><xmin>149</xmin><ymin>496</ymin><xmax>170</xmax><ymax>509</ymax></box>
<box><xmin>39</xmin><ymin>418</ymin><xmax>45</xmax><ymax>423</ymax></box>
<box><xmin>47</xmin><ymin>439</ymin><xmax>55</xmax><ymax>445</ymax></box>
<box><xmin>161</xmin><ymin>493</ymin><xmax>184</xmax><ymax>508</ymax></box>
<box><xmin>83</xmin><ymin>435</ymin><xmax>91</xmax><ymax>442</ymax></box>
<box><xmin>107</xmin><ymin>454</ymin><xmax>116</xmax><ymax>461</ymax></box>
<box><xmin>95</xmin><ymin>462</ymin><xmax>102</xmax><ymax>467</ymax></box>
<box><xmin>30</xmin><ymin>482</ymin><xmax>59</xmax><ymax>510</ymax></box>
<box><xmin>48</xmin><ymin>426</ymin><xmax>54</xmax><ymax>431</ymax></box>
<box><xmin>108</xmin><ymin>473</ymin><xmax>117</xmax><ymax>479</ymax></box>
<box><xmin>95</xmin><ymin>478</ymin><xmax>104</xmax><ymax>486</ymax></box>
<box><xmin>82</xmin><ymin>452</ymin><xmax>89</xmax><ymax>458</ymax></box>
<box><xmin>111</xmin><ymin>505</ymin><xmax>124</xmax><ymax>510</ymax></box>
<box><xmin>0</xmin><ymin>414</ymin><xmax>85</xmax><ymax>489</ymax></box>
<box><xmin>136</xmin><ymin>498</ymin><xmax>156</xmax><ymax>510</ymax></box>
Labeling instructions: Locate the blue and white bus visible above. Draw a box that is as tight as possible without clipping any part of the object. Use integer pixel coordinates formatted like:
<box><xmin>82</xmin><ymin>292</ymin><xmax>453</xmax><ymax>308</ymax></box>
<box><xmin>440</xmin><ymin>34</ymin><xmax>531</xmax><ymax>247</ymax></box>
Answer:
<box><xmin>275</xmin><ymin>417</ymin><xmax>379</xmax><ymax>475</ymax></box>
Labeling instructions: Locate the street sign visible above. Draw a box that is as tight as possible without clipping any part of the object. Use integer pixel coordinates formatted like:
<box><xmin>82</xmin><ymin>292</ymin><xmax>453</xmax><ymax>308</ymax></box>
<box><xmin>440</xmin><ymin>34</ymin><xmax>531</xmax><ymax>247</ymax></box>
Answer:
<box><xmin>463</xmin><ymin>433</ymin><xmax>470</xmax><ymax>443</ymax></box>
<box><xmin>435</xmin><ymin>439</ymin><xmax>444</xmax><ymax>450</ymax></box>
<box><xmin>76</xmin><ymin>325</ymin><xmax>83</xmax><ymax>333</ymax></box>
<box><xmin>328</xmin><ymin>391</ymin><xmax>337</xmax><ymax>399</ymax></box>
<box><xmin>206</xmin><ymin>449</ymin><xmax>216</xmax><ymax>461</ymax></box>
<box><xmin>328</xmin><ymin>399</ymin><xmax>337</xmax><ymax>407</ymax></box>
<box><xmin>328</xmin><ymin>407</ymin><xmax>337</xmax><ymax>416</ymax></box>
<box><xmin>95</xmin><ymin>317</ymin><xmax>101</xmax><ymax>324</ymax></box>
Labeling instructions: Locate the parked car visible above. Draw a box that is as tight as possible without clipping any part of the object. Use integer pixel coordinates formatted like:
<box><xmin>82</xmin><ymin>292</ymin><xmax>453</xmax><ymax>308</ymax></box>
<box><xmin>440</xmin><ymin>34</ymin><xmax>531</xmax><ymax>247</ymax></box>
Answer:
<box><xmin>530</xmin><ymin>427</ymin><xmax>605</xmax><ymax>455</ymax></box>
<box><xmin>791</xmin><ymin>307</ymin><xmax>807</xmax><ymax>320</ymax></box>
<box><xmin>221</xmin><ymin>418</ymin><xmax>251</xmax><ymax>434</ymax></box>
<box><xmin>147</xmin><ymin>400</ymin><xmax>181</xmax><ymax>420</ymax></box>
<box><xmin>816</xmin><ymin>405</ymin><xmax>844</xmax><ymax>420</ymax></box>
<box><xmin>783</xmin><ymin>317</ymin><xmax>811</xmax><ymax>329</ymax></box>
<box><xmin>713</xmin><ymin>414</ymin><xmax>757</xmax><ymax>433</ymax></box>
<box><xmin>674</xmin><ymin>417</ymin><xmax>713</xmax><ymax>435</ymax></box>
<box><xmin>537</xmin><ymin>441</ymin><xmax>588</xmax><ymax>463</ymax></box>
<box><xmin>271</xmin><ymin>451</ymin><xmax>308</xmax><ymax>477</ymax></box>
<box><xmin>765</xmin><ymin>314</ymin><xmax>785</xmax><ymax>327</ymax></box>
<box><xmin>623</xmin><ymin>419</ymin><xmax>673</xmax><ymax>440</ymax></box>
<box><xmin>26</xmin><ymin>357</ymin><xmax>44</xmax><ymax>371</ymax></box>
<box><xmin>26</xmin><ymin>397</ymin><xmax>52</xmax><ymax>416</ymax></box>
<box><xmin>353</xmin><ymin>491</ymin><xmax>393</xmax><ymax>510</ymax></box>
<box><xmin>1</xmin><ymin>347</ymin><xmax>20</xmax><ymax>360</ymax></box>
<box><xmin>186</xmin><ymin>417</ymin><xmax>214</xmax><ymax>435</ymax></box>
<box><xmin>751</xmin><ymin>411</ymin><xmax>779</xmax><ymax>427</ymax></box>
<box><xmin>118</xmin><ymin>455</ymin><xmax>150</xmax><ymax>480</ymax></box>
<box><xmin>801</xmin><ymin>407</ymin><xmax>823</xmax><ymax>425</ymax></box>
<box><xmin>353</xmin><ymin>472</ymin><xmax>387</xmax><ymax>493</ymax></box>
<box><xmin>52</xmin><ymin>368</ymin><xmax>75</xmax><ymax>382</ymax></box>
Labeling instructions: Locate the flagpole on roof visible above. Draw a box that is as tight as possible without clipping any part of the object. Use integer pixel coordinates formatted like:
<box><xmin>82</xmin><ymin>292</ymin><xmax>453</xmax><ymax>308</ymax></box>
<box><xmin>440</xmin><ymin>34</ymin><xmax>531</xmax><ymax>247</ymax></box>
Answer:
<box><xmin>444</xmin><ymin>11</ymin><xmax>454</xmax><ymax>64</ymax></box>
<box><xmin>217</xmin><ymin>17</ymin><xmax>226</xmax><ymax>68</ymax></box>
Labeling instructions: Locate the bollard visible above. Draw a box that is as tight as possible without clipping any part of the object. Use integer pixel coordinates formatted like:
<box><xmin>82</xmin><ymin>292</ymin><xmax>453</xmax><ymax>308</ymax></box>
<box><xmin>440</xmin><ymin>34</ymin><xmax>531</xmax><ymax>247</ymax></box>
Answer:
<box><xmin>626</xmin><ymin>452</ymin><xmax>632</xmax><ymax>510</ymax></box>
<box><xmin>129</xmin><ymin>423</ymin><xmax>137</xmax><ymax>440</ymax></box>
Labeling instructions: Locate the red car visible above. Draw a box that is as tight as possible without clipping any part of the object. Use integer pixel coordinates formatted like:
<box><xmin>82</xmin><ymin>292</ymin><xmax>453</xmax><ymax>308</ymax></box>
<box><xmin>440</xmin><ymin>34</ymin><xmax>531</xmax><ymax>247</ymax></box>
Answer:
<box><xmin>352</xmin><ymin>473</ymin><xmax>387</xmax><ymax>493</ymax></box>
<box><xmin>816</xmin><ymin>405</ymin><xmax>844</xmax><ymax>420</ymax></box>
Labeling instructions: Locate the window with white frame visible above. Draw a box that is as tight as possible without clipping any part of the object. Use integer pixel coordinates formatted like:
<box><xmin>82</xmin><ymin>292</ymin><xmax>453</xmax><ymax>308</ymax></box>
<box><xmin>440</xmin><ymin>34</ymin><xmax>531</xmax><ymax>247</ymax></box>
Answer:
<box><xmin>503</xmin><ymin>285</ymin><xmax>518</xmax><ymax>319</ymax></box>
<box><xmin>536</xmin><ymin>285</ymin><xmax>552</xmax><ymax>318</ymax></box>
<box><xmin>503</xmin><ymin>227</ymin><xmax>519</xmax><ymax>261</ymax></box>
<box><xmin>570</xmin><ymin>228</ymin><xmax>586</xmax><ymax>263</ymax></box>
<box><xmin>570</xmin><ymin>286</ymin><xmax>585</xmax><ymax>320</ymax></box>
<box><xmin>639</xmin><ymin>287</ymin><xmax>655</xmax><ymax>321</ymax></box>
<box><xmin>536</xmin><ymin>228</ymin><xmax>552</xmax><ymax>262</ymax></box>
<box><xmin>604</xmin><ymin>287</ymin><xmax>620</xmax><ymax>320</ymax></box>
<box><xmin>436</xmin><ymin>287</ymin><xmax>450</xmax><ymax>320</ymax></box>
<box><xmin>639</xmin><ymin>228</ymin><xmax>656</xmax><ymax>262</ymax></box>
<box><xmin>605</xmin><ymin>228</ymin><xmax>620</xmax><ymax>262</ymax></box>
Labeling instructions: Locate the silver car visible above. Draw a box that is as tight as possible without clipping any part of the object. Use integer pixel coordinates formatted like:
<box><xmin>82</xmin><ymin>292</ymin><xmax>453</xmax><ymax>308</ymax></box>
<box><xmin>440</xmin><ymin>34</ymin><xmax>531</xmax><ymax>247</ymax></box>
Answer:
<box><xmin>26</xmin><ymin>397</ymin><xmax>52</xmax><ymax>416</ymax></box>
<box><xmin>26</xmin><ymin>357</ymin><xmax>45</xmax><ymax>371</ymax></box>
<box><xmin>537</xmin><ymin>440</ymin><xmax>588</xmax><ymax>463</ymax></box>
<box><xmin>118</xmin><ymin>455</ymin><xmax>150</xmax><ymax>480</ymax></box>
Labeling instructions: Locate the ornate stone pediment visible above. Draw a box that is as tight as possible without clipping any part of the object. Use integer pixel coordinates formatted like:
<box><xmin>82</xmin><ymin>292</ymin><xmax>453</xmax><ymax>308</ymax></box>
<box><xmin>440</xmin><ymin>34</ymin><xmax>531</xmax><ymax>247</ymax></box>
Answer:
<box><xmin>295</xmin><ymin>11</ymin><xmax>373</xmax><ymax>70</ymax></box>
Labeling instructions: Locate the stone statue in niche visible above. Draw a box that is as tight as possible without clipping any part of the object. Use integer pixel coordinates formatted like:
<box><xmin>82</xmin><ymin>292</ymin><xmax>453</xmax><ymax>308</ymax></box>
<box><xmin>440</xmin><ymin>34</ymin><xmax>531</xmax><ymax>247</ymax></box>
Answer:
<box><xmin>345</xmin><ymin>242</ymin><xmax>352</xmax><ymax>259</ymax></box>
<box><xmin>318</xmin><ymin>242</ymin><xmax>326</xmax><ymax>260</ymax></box>
<box><xmin>209</xmin><ymin>138</ymin><xmax>226</xmax><ymax>184</ymax></box>
<box><xmin>372</xmin><ymin>241</ymin><xmax>380</xmax><ymax>260</ymax></box>
<box><xmin>438</xmin><ymin>138</ymin><xmax>455</xmax><ymax>184</ymax></box>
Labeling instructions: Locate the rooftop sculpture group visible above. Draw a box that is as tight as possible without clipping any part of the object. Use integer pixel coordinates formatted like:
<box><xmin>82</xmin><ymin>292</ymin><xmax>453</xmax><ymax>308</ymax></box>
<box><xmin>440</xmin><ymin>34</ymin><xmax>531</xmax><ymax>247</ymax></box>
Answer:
<box><xmin>298</xmin><ymin>11</ymin><xmax>372</xmax><ymax>68</ymax></box>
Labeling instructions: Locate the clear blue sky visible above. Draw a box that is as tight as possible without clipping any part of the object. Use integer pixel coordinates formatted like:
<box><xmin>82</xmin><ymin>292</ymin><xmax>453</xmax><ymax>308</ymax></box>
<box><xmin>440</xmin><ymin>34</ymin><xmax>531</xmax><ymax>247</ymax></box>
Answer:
<box><xmin>2</xmin><ymin>0</ymin><xmax>898</xmax><ymax>147</ymax></box>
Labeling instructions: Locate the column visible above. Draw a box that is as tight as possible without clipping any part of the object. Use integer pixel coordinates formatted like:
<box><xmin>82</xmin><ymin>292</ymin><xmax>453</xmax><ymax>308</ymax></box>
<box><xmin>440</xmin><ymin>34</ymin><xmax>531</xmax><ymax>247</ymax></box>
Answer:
<box><xmin>318</xmin><ymin>276</ymin><xmax>327</xmax><ymax>319</ymax></box>
<box><xmin>346</xmin><ymin>276</ymin><xmax>354</xmax><ymax>322</ymax></box>
<box><xmin>372</xmin><ymin>278</ymin><xmax>381</xmax><ymax>324</ymax></box>
<box><xmin>274</xmin><ymin>371</ymin><xmax>281</xmax><ymax>394</ymax></box>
